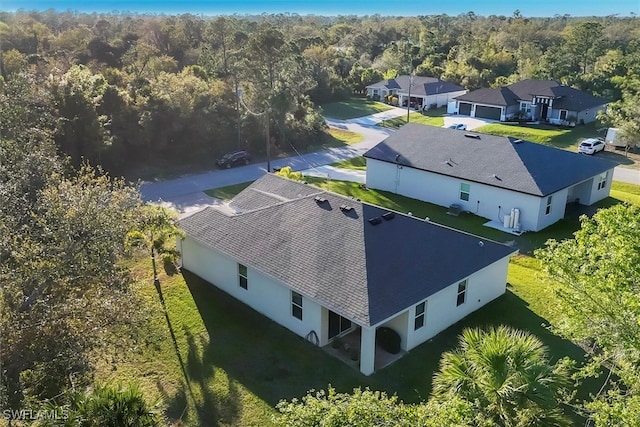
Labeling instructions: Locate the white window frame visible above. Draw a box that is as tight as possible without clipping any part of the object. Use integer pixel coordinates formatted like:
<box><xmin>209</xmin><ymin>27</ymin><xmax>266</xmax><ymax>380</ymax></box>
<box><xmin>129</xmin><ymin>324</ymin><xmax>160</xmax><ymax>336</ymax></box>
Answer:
<box><xmin>456</xmin><ymin>280</ymin><xmax>467</xmax><ymax>307</ymax></box>
<box><xmin>238</xmin><ymin>263</ymin><xmax>248</xmax><ymax>289</ymax></box>
<box><xmin>597</xmin><ymin>172</ymin><xmax>608</xmax><ymax>190</ymax></box>
<box><xmin>414</xmin><ymin>301</ymin><xmax>426</xmax><ymax>330</ymax></box>
<box><xmin>291</xmin><ymin>291</ymin><xmax>303</xmax><ymax>320</ymax></box>
<box><xmin>545</xmin><ymin>196</ymin><xmax>552</xmax><ymax>215</ymax></box>
<box><xmin>460</xmin><ymin>182</ymin><xmax>470</xmax><ymax>202</ymax></box>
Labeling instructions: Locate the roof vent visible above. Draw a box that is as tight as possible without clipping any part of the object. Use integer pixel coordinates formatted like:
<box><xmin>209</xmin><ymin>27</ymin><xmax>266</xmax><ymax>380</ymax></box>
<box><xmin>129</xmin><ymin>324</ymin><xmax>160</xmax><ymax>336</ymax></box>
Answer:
<box><xmin>314</xmin><ymin>196</ymin><xmax>327</xmax><ymax>204</ymax></box>
<box><xmin>512</xmin><ymin>139</ymin><xmax>524</xmax><ymax>144</ymax></box>
<box><xmin>368</xmin><ymin>217</ymin><xmax>382</xmax><ymax>225</ymax></box>
<box><xmin>339</xmin><ymin>205</ymin><xmax>353</xmax><ymax>212</ymax></box>
<box><xmin>493</xmin><ymin>174</ymin><xmax>502</xmax><ymax>181</ymax></box>
<box><xmin>382</xmin><ymin>212</ymin><xmax>395</xmax><ymax>221</ymax></box>
<box><xmin>464</xmin><ymin>134</ymin><xmax>481</xmax><ymax>140</ymax></box>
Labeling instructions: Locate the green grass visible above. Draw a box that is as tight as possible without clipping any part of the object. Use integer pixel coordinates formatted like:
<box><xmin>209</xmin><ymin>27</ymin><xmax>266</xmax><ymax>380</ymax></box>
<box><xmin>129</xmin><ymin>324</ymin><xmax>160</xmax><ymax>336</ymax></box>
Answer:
<box><xmin>320</xmin><ymin>97</ymin><xmax>393</xmax><ymax>120</ymax></box>
<box><xmin>474</xmin><ymin>122</ymin><xmax>599</xmax><ymax>150</ymax></box>
<box><xmin>324</xmin><ymin>127</ymin><xmax>365</xmax><ymax>145</ymax></box>
<box><xmin>204</xmin><ymin>182</ymin><xmax>252</xmax><ymax>199</ymax></box>
<box><xmin>329</xmin><ymin>156</ymin><xmax>367</xmax><ymax>170</ymax></box>
<box><xmin>610</xmin><ymin>181</ymin><xmax>640</xmax><ymax>205</ymax></box>
<box><xmin>379</xmin><ymin>109</ymin><xmax>445</xmax><ymax>128</ymax></box>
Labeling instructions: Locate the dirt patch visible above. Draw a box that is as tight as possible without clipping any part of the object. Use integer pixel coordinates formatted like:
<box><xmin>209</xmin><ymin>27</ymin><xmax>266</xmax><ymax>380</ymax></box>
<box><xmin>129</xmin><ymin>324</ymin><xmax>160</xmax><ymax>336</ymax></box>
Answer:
<box><xmin>598</xmin><ymin>147</ymin><xmax>640</xmax><ymax>170</ymax></box>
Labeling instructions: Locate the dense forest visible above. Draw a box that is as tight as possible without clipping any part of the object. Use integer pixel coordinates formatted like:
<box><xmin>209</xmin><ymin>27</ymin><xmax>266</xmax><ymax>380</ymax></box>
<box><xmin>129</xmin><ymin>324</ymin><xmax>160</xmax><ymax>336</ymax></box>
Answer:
<box><xmin>1</xmin><ymin>11</ymin><xmax>639</xmax><ymax>176</ymax></box>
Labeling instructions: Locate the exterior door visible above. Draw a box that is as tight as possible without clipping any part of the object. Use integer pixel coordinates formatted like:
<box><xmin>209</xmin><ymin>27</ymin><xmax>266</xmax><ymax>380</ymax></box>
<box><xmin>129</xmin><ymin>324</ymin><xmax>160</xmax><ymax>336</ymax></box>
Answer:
<box><xmin>458</xmin><ymin>102</ymin><xmax>472</xmax><ymax>116</ymax></box>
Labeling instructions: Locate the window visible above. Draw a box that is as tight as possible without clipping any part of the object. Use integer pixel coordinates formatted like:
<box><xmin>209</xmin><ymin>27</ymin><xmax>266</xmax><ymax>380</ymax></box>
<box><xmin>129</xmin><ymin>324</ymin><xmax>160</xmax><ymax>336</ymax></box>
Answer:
<box><xmin>597</xmin><ymin>172</ymin><xmax>608</xmax><ymax>190</ymax></box>
<box><xmin>414</xmin><ymin>301</ymin><xmax>426</xmax><ymax>330</ymax></box>
<box><xmin>238</xmin><ymin>263</ymin><xmax>248</xmax><ymax>289</ymax></box>
<box><xmin>291</xmin><ymin>291</ymin><xmax>303</xmax><ymax>320</ymax></box>
<box><xmin>456</xmin><ymin>280</ymin><xmax>467</xmax><ymax>307</ymax></box>
<box><xmin>460</xmin><ymin>183</ymin><xmax>470</xmax><ymax>202</ymax></box>
<box><xmin>545</xmin><ymin>196</ymin><xmax>552</xmax><ymax>215</ymax></box>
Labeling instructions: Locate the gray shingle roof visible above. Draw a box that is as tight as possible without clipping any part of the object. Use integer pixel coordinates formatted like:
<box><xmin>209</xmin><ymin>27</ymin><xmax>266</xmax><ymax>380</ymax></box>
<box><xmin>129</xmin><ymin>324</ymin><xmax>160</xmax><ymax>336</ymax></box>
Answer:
<box><xmin>454</xmin><ymin>79</ymin><xmax>607</xmax><ymax>111</ymax></box>
<box><xmin>364</xmin><ymin>123</ymin><xmax>617</xmax><ymax>197</ymax></box>
<box><xmin>367</xmin><ymin>75</ymin><xmax>465</xmax><ymax>97</ymax></box>
<box><xmin>179</xmin><ymin>174</ymin><xmax>515</xmax><ymax>327</ymax></box>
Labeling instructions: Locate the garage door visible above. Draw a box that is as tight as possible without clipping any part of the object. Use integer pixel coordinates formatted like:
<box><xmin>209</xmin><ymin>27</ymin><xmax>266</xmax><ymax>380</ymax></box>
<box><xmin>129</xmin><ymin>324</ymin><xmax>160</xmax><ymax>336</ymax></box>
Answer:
<box><xmin>475</xmin><ymin>105</ymin><xmax>501</xmax><ymax>120</ymax></box>
<box><xmin>458</xmin><ymin>102</ymin><xmax>472</xmax><ymax>116</ymax></box>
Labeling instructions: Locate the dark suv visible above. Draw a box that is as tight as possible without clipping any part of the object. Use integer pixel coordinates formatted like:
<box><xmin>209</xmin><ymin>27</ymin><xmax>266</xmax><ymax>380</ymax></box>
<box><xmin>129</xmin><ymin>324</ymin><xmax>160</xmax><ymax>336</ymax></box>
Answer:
<box><xmin>217</xmin><ymin>150</ymin><xmax>251</xmax><ymax>169</ymax></box>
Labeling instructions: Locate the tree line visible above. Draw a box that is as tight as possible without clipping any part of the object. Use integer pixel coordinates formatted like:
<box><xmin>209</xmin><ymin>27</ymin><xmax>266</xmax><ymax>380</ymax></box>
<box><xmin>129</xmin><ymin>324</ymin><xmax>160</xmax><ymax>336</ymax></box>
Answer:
<box><xmin>1</xmin><ymin>11</ymin><xmax>638</xmax><ymax>175</ymax></box>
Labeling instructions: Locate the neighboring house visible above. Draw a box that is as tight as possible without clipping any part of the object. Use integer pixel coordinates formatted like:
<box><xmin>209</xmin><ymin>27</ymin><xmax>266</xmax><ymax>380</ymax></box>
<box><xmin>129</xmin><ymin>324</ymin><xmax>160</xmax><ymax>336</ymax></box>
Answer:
<box><xmin>366</xmin><ymin>75</ymin><xmax>467</xmax><ymax>110</ymax></box>
<box><xmin>178</xmin><ymin>174</ymin><xmax>516</xmax><ymax>376</ymax></box>
<box><xmin>364</xmin><ymin>124</ymin><xmax>617</xmax><ymax>232</ymax></box>
<box><xmin>450</xmin><ymin>79</ymin><xmax>608</xmax><ymax>124</ymax></box>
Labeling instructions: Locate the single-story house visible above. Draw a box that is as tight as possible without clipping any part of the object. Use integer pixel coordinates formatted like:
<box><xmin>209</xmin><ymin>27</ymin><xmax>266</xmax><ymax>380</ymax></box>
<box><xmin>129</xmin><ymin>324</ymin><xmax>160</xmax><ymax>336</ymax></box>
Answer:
<box><xmin>364</xmin><ymin>123</ymin><xmax>617</xmax><ymax>232</ymax></box>
<box><xmin>450</xmin><ymin>79</ymin><xmax>608</xmax><ymax>124</ymax></box>
<box><xmin>366</xmin><ymin>75</ymin><xmax>467</xmax><ymax>110</ymax></box>
<box><xmin>178</xmin><ymin>174</ymin><xmax>516</xmax><ymax>375</ymax></box>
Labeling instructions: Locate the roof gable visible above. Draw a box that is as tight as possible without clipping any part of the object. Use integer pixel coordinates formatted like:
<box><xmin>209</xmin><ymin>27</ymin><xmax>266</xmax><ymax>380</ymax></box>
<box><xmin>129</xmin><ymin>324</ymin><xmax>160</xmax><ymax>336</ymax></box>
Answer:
<box><xmin>179</xmin><ymin>174</ymin><xmax>514</xmax><ymax>326</ymax></box>
<box><xmin>363</xmin><ymin>123</ymin><xmax>617</xmax><ymax>196</ymax></box>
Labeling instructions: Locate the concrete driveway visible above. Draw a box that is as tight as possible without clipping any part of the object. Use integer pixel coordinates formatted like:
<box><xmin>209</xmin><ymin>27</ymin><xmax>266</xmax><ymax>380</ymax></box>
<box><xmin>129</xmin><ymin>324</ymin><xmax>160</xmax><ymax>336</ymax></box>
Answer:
<box><xmin>442</xmin><ymin>115</ymin><xmax>495</xmax><ymax>130</ymax></box>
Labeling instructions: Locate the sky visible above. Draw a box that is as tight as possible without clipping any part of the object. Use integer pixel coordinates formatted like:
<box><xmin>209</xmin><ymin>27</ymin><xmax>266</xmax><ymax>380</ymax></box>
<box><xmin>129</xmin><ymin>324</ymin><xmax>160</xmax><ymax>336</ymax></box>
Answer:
<box><xmin>2</xmin><ymin>0</ymin><xmax>639</xmax><ymax>17</ymax></box>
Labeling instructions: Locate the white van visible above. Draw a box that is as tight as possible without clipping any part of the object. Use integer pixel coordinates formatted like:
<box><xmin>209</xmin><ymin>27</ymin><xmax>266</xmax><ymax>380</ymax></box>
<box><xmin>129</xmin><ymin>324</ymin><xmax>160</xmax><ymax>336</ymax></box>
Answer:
<box><xmin>606</xmin><ymin>127</ymin><xmax>639</xmax><ymax>148</ymax></box>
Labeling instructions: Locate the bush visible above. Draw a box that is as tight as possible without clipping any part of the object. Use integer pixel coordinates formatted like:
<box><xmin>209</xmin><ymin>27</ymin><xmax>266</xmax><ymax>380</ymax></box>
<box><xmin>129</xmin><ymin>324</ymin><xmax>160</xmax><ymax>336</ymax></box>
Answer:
<box><xmin>376</xmin><ymin>327</ymin><xmax>401</xmax><ymax>354</ymax></box>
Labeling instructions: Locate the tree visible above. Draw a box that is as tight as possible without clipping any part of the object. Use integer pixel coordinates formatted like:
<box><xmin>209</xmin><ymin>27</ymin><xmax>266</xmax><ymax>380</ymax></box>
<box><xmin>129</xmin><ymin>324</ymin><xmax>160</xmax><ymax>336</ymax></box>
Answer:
<box><xmin>275</xmin><ymin>386</ymin><xmax>474</xmax><ymax>427</ymax></box>
<box><xmin>126</xmin><ymin>204</ymin><xmax>183</xmax><ymax>283</ymax></box>
<box><xmin>536</xmin><ymin>204</ymin><xmax>640</xmax><ymax>425</ymax></box>
<box><xmin>563</xmin><ymin>22</ymin><xmax>607</xmax><ymax>74</ymax></box>
<box><xmin>432</xmin><ymin>326</ymin><xmax>571</xmax><ymax>426</ymax></box>
<box><xmin>0</xmin><ymin>163</ymin><xmax>147</xmax><ymax>407</ymax></box>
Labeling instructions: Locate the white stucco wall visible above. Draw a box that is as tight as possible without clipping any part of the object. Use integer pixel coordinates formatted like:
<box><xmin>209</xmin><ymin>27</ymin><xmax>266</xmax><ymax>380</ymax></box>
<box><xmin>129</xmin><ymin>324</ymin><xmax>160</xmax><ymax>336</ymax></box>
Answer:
<box><xmin>366</xmin><ymin>159</ymin><xmax>557</xmax><ymax>231</ymax></box>
<box><xmin>577</xmin><ymin>104</ymin><xmax>607</xmax><ymax>124</ymax></box>
<box><xmin>425</xmin><ymin>90</ymin><xmax>467</xmax><ymax>108</ymax></box>
<box><xmin>179</xmin><ymin>236</ymin><xmax>326</xmax><ymax>345</ymax></box>
<box><xmin>401</xmin><ymin>256</ymin><xmax>511</xmax><ymax>351</ymax></box>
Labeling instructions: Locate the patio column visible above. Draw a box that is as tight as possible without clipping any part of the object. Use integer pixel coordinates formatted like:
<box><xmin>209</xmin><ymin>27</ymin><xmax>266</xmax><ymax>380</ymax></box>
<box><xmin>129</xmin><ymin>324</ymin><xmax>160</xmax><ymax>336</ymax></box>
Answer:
<box><xmin>360</xmin><ymin>326</ymin><xmax>376</xmax><ymax>376</ymax></box>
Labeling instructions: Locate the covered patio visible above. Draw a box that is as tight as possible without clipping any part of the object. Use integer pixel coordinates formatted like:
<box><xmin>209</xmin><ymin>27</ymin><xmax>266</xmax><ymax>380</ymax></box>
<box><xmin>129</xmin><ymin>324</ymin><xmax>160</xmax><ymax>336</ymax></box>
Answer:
<box><xmin>323</xmin><ymin>327</ymin><xmax>406</xmax><ymax>373</ymax></box>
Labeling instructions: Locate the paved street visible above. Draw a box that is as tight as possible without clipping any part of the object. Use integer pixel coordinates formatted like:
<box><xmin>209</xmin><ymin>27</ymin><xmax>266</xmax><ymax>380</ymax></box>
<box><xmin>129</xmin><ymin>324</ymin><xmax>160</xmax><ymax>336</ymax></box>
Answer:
<box><xmin>141</xmin><ymin>111</ymin><xmax>639</xmax><ymax>214</ymax></box>
<box><xmin>140</xmin><ymin>115</ymin><xmax>394</xmax><ymax>212</ymax></box>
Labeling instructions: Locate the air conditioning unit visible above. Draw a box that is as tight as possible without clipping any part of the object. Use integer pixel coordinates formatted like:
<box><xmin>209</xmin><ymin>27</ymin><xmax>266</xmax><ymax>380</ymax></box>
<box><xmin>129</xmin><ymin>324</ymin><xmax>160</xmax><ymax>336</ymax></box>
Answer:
<box><xmin>447</xmin><ymin>204</ymin><xmax>462</xmax><ymax>216</ymax></box>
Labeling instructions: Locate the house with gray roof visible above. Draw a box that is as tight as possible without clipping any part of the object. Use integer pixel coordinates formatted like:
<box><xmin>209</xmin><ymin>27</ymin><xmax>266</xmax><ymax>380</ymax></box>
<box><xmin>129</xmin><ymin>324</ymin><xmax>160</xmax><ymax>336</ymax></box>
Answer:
<box><xmin>364</xmin><ymin>123</ymin><xmax>617</xmax><ymax>232</ymax></box>
<box><xmin>366</xmin><ymin>75</ymin><xmax>466</xmax><ymax>110</ymax></box>
<box><xmin>450</xmin><ymin>79</ymin><xmax>608</xmax><ymax>124</ymax></box>
<box><xmin>178</xmin><ymin>174</ymin><xmax>515</xmax><ymax>375</ymax></box>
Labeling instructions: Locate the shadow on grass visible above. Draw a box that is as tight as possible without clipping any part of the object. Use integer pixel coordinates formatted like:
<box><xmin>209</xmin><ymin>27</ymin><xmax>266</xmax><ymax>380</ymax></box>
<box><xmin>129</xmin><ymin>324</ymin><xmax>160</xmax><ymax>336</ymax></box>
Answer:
<box><xmin>181</xmin><ymin>270</ymin><xmax>364</xmax><ymax>408</ymax></box>
<box><xmin>180</xmin><ymin>269</ymin><xmax>602</xmax><ymax>423</ymax></box>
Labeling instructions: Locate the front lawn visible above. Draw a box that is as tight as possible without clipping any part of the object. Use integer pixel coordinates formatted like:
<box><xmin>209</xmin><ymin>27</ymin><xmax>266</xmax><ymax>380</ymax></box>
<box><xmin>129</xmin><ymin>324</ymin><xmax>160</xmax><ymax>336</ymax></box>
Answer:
<box><xmin>379</xmin><ymin>110</ymin><xmax>445</xmax><ymax>128</ymax></box>
<box><xmin>329</xmin><ymin>156</ymin><xmax>367</xmax><ymax>170</ymax></box>
<box><xmin>474</xmin><ymin>122</ymin><xmax>599</xmax><ymax>150</ymax></box>
<box><xmin>320</xmin><ymin>97</ymin><xmax>393</xmax><ymax>120</ymax></box>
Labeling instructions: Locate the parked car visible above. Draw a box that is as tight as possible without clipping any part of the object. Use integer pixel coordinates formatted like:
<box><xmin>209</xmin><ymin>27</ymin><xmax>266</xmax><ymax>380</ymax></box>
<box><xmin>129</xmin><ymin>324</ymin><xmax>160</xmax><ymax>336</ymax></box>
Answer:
<box><xmin>217</xmin><ymin>150</ymin><xmax>251</xmax><ymax>168</ymax></box>
<box><xmin>447</xmin><ymin>123</ymin><xmax>467</xmax><ymax>130</ymax></box>
<box><xmin>578</xmin><ymin>138</ymin><xmax>605</xmax><ymax>155</ymax></box>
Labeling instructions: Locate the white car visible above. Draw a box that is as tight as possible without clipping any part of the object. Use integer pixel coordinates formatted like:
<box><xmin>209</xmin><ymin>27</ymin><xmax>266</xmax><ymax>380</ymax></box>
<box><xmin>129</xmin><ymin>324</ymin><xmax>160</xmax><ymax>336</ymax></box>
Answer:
<box><xmin>447</xmin><ymin>123</ymin><xmax>467</xmax><ymax>130</ymax></box>
<box><xmin>578</xmin><ymin>138</ymin><xmax>605</xmax><ymax>155</ymax></box>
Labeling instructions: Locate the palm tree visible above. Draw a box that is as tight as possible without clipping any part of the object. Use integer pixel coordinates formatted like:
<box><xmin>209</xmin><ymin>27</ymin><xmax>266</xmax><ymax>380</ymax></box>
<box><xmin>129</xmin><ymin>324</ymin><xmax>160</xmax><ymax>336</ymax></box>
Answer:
<box><xmin>432</xmin><ymin>326</ymin><xmax>571</xmax><ymax>427</ymax></box>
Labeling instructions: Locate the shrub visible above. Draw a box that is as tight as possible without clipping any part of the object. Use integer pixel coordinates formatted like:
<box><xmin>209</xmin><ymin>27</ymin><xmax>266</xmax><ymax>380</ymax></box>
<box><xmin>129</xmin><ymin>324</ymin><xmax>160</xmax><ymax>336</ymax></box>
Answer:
<box><xmin>376</xmin><ymin>327</ymin><xmax>401</xmax><ymax>354</ymax></box>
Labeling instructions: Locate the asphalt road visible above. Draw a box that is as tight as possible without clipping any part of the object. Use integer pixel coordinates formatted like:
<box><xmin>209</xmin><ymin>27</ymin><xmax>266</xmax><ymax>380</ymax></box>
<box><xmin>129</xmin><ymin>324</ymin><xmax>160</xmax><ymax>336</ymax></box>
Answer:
<box><xmin>140</xmin><ymin>115</ymin><xmax>398</xmax><ymax>212</ymax></box>
<box><xmin>141</xmin><ymin>108</ymin><xmax>639</xmax><ymax>214</ymax></box>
